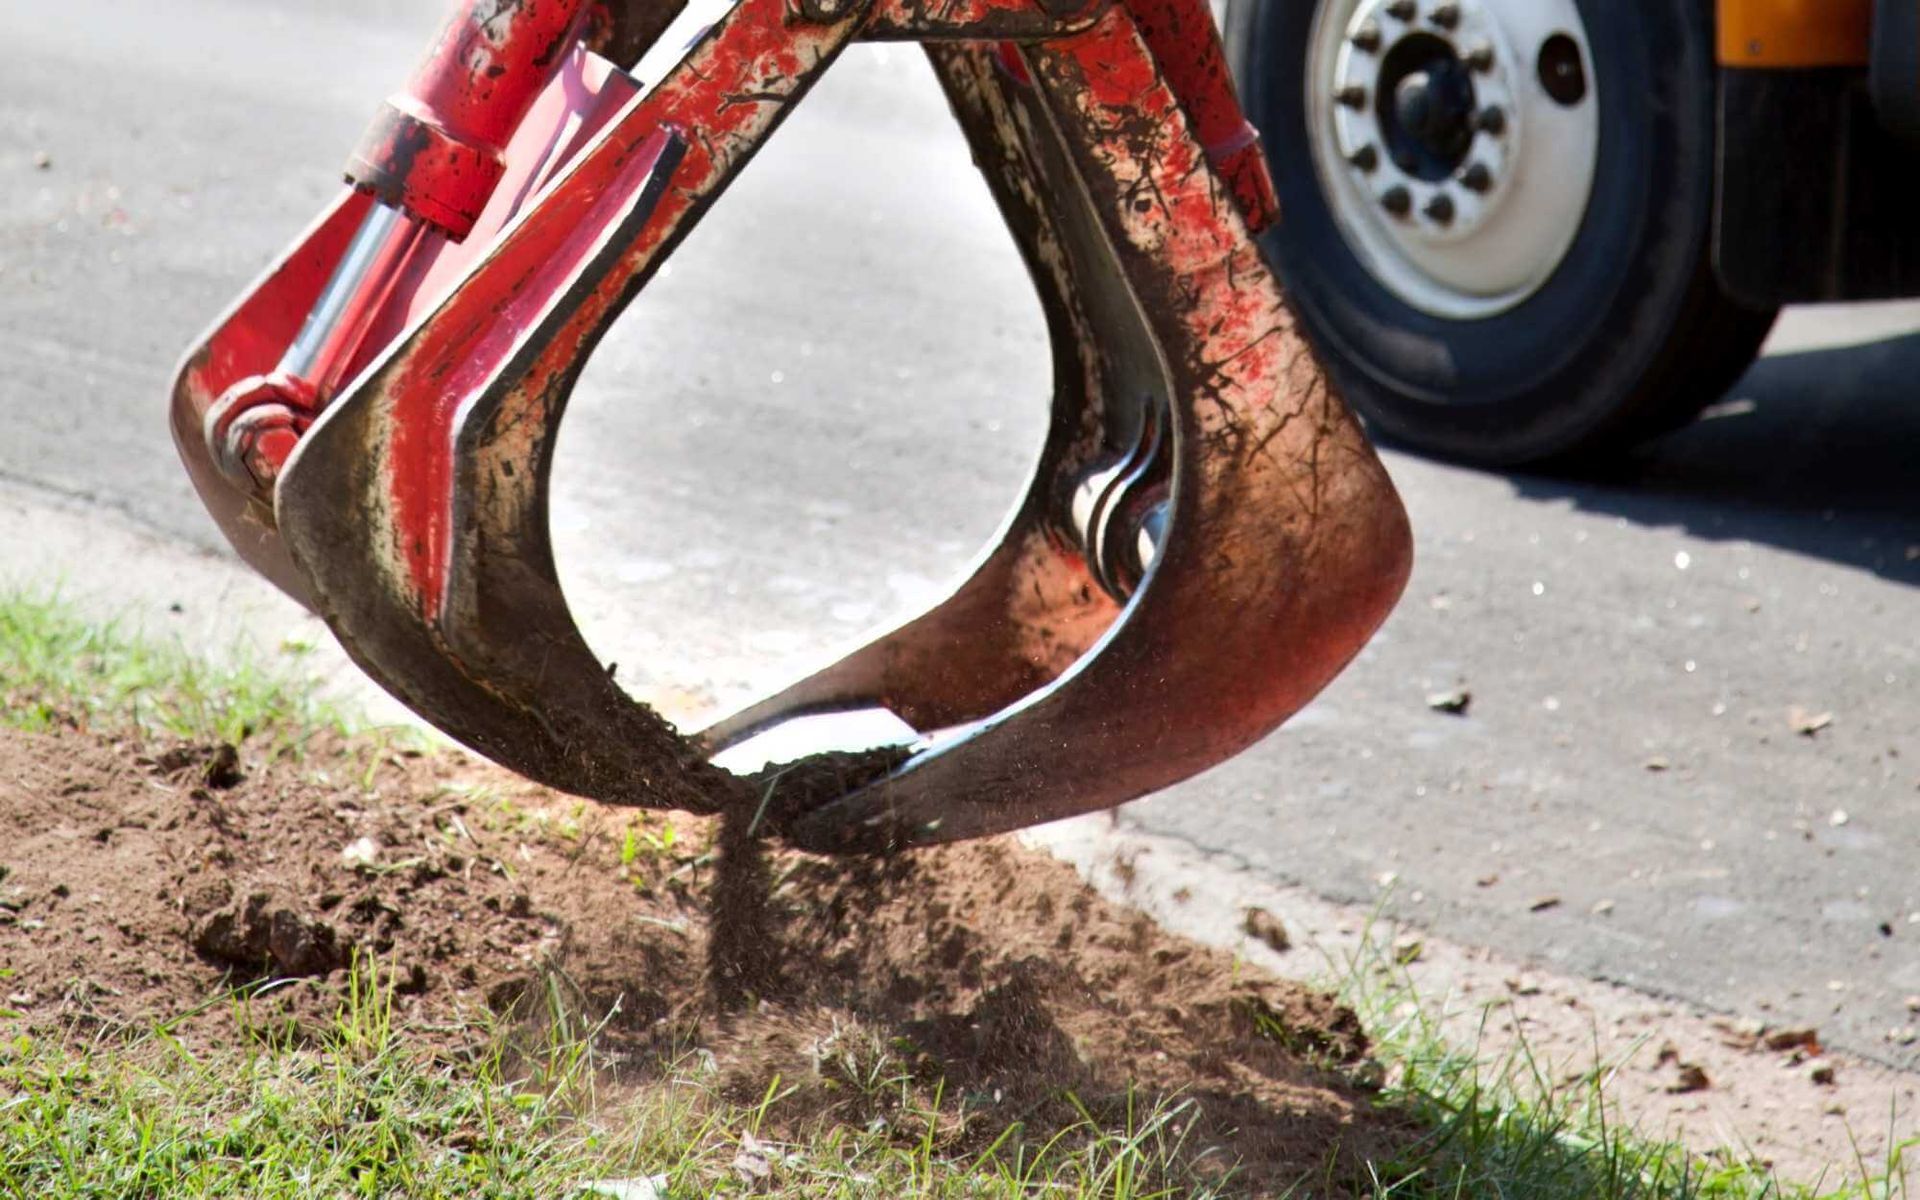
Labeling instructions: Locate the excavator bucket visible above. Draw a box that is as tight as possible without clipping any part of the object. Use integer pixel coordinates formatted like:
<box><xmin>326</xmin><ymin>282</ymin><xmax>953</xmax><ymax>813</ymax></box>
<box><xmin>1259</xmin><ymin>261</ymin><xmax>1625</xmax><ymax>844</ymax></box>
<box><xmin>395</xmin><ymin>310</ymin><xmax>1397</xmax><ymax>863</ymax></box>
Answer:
<box><xmin>171</xmin><ymin>0</ymin><xmax>1412</xmax><ymax>853</ymax></box>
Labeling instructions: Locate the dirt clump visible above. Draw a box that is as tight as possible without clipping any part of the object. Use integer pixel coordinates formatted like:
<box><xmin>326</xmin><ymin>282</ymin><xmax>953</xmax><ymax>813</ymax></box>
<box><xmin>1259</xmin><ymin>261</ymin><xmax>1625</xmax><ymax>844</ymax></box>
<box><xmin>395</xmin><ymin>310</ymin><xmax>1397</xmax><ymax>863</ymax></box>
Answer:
<box><xmin>189</xmin><ymin>888</ymin><xmax>349</xmax><ymax>977</ymax></box>
<box><xmin>0</xmin><ymin>724</ymin><xmax>1405</xmax><ymax>1193</ymax></box>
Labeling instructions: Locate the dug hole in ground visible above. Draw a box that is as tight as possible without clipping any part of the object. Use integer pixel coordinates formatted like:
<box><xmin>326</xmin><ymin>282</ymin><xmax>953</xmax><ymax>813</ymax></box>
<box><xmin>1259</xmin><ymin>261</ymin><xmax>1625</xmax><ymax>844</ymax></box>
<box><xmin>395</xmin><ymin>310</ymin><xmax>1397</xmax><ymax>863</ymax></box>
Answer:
<box><xmin>3</xmin><ymin>477</ymin><xmax>1915</xmax><ymax>1190</ymax></box>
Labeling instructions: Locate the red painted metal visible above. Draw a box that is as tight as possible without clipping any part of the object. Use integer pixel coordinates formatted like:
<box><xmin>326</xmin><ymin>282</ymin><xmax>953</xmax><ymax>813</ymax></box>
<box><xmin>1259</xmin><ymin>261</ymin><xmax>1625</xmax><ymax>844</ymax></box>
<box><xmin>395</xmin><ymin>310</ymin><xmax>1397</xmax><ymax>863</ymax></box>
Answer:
<box><xmin>264</xmin><ymin>0</ymin><xmax>872</xmax><ymax>815</ymax></box>
<box><xmin>171</xmin><ymin>188</ymin><xmax>374</xmax><ymax>602</ymax></box>
<box><xmin>174</xmin><ymin>0</ymin><xmax>1404</xmax><ymax>849</ymax></box>
<box><xmin>362</xmin><ymin>45</ymin><xmax>642</xmax><ymax>364</ymax></box>
<box><xmin>1118</xmin><ymin>0</ymin><xmax>1278</xmax><ymax>230</ymax></box>
<box><xmin>346</xmin><ymin>0</ymin><xmax>595</xmax><ymax>240</ymax></box>
<box><xmin>204</xmin><ymin>369</ymin><xmax>317</xmax><ymax>490</ymax></box>
<box><xmin>370</xmin><ymin>0</ymin><xmax>860</xmax><ymax>619</ymax></box>
<box><xmin>349</xmin><ymin>43</ymin><xmax>645</xmax><ymax>616</ymax></box>
<box><xmin>283</xmin><ymin>211</ymin><xmax>432</xmax><ymax>403</ymax></box>
<box><xmin>204</xmin><ymin>0</ymin><xmax>611</xmax><ymax>486</ymax></box>
<box><xmin>182</xmin><ymin>34</ymin><xmax>631</xmax><ymax>516</ymax></box>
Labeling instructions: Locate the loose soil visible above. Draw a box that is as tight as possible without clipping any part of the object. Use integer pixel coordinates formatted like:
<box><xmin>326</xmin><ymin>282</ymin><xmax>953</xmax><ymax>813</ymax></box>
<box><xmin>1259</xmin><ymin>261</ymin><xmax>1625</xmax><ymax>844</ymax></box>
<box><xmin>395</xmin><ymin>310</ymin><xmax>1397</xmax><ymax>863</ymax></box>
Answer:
<box><xmin>0</xmin><ymin>724</ymin><xmax>1417</xmax><ymax>1194</ymax></box>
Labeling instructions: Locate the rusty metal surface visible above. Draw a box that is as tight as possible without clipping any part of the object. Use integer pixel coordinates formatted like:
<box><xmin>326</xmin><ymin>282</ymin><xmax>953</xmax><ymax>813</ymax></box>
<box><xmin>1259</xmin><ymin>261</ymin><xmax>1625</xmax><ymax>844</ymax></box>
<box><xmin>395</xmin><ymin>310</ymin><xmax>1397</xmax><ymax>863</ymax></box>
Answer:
<box><xmin>696</xmin><ymin>37</ymin><xmax>1143</xmax><ymax>751</ymax></box>
<box><xmin>1120</xmin><ymin>0</ymin><xmax>1276</xmax><ymax>230</ymax></box>
<box><xmin>175</xmin><ymin>0</ymin><xmax>1408</xmax><ymax>851</ymax></box>
<box><xmin>780</xmin><ymin>18</ymin><xmax>1409</xmax><ymax>851</ymax></box>
<box><xmin>275</xmin><ymin>0</ymin><xmax>872</xmax><ymax>814</ymax></box>
<box><xmin>587</xmin><ymin>0</ymin><xmax>692</xmax><ymax>68</ymax></box>
<box><xmin>863</xmin><ymin>0</ymin><xmax>1105</xmax><ymax>41</ymax></box>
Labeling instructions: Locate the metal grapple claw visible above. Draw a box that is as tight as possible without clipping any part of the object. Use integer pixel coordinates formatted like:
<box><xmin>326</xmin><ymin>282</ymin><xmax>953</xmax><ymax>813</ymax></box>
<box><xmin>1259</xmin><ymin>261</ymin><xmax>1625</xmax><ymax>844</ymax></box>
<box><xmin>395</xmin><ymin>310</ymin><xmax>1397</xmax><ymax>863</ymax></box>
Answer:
<box><xmin>172</xmin><ymin>0</ymin><xmax>1411</xmax><ymax>852</ymax></box>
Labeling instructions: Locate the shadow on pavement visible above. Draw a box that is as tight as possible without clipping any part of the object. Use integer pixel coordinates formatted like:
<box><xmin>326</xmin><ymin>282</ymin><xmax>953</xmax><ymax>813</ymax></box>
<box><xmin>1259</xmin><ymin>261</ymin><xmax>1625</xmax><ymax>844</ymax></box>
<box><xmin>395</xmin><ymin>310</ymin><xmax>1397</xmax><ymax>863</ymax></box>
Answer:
<box><xmin>1507</xmin><ymin>332</ymin><xmax>1920</xmax><ymax>586</ymax></box>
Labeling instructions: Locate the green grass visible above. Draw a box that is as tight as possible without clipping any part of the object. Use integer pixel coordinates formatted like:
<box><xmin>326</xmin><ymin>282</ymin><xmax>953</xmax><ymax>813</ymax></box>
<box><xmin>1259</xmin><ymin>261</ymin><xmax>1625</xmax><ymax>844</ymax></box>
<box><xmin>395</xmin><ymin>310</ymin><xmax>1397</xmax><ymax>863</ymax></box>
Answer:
<box><xmin>0</xmin><ymin>587</ymin><xmax>350</xmax><ymax>751</ymax></box>
<box><xmin>0</xmin><ymin>961</ymin><xmax>1229</xmax><ymax>1199</ymax></box>
<box><xmin>7</xmin><ymin>952</ymin><xmax>1906</xmax><ymax>1200</ymax></box>
<box><xmin>0</xmin><ymin>587</ymin><xmax>1912</xmax><ymax>1198</ymax></box>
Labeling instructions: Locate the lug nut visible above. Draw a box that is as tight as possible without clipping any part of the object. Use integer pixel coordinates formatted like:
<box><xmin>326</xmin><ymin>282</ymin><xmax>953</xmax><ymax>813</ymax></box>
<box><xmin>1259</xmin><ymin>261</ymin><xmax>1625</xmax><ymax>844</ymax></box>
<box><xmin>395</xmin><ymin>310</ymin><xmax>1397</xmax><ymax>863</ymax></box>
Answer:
<box><xmin>1348</xmin><ymin>144</ymin><xmax>1381</xmax><ymax>171</ymax></box>
<box><xmin>1350</xmin><ymin>21</ymin><xmax>1383</xmax><ymax>52</ymax></box>
<box><xmin>1335</xmin><ymin>84</ymin><xmax>1369</xmax><ymax>109</ymax></box>
<box><xmin>1429</xmin><ymin>2</ymin><xmax>1460</xmax><ymax>29</ymax></box>
<box><xmin>1385</xmin><ymin>0</ymin><xmax>1416</xmax><ymax>21</ymax></box>
<box><xmin>1459</xmin><ymin>162</ymin><xmax>1493</xmax><ymax>192</ymax></box>
<box><xmin>1464</xmin><ymin>43</ymin><xmax>1495</xmax><ymax>72</ymax></box>
<box><xmin>1424</xmin><ymin>192</ymin><xmax>1456</xmax><ymax>224</ymax></box>
<box><xmin>1475</xmin><ymin>105</ymin><xmax>1508</xmax><ymax>135</ymax></box>
<box><xmin>1381</xmin><ymin>186</ymin><xmax>1413</xmax><ymax>217</ymax></box>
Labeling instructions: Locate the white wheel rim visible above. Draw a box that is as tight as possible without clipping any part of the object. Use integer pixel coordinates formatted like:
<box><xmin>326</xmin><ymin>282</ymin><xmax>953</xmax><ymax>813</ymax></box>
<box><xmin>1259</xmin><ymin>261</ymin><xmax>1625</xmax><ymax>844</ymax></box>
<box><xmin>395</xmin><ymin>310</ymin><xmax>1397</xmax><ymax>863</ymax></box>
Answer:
<box><xmin>1306</xmin><ymin>0</ymin><xmax>1599</xmax><ymax>320</ymax></box>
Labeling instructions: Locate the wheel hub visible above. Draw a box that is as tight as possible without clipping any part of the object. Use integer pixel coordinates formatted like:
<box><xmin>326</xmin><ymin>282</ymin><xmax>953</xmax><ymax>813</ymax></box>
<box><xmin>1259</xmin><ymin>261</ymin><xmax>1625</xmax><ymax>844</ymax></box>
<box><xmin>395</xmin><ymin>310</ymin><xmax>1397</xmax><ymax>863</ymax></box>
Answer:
<box><xmin>1308</xmin><ymin>0</ymin><xmax>1599</xmax><ymax>319</ymax></box>
<box><xmin>1379</xmin><ymin>34</ymin><xmax>1477</xmax><ymax>180</ymax></box>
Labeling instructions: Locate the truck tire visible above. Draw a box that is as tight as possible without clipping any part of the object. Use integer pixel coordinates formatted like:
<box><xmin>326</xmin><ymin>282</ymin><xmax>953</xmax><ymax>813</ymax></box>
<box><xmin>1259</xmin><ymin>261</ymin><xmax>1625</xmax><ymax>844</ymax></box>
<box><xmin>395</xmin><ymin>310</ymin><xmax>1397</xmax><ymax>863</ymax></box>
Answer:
<box><xmin>1224</xmin><ymin>0</ymin><xmax>1778</xmax><ymax>466</ymax></box>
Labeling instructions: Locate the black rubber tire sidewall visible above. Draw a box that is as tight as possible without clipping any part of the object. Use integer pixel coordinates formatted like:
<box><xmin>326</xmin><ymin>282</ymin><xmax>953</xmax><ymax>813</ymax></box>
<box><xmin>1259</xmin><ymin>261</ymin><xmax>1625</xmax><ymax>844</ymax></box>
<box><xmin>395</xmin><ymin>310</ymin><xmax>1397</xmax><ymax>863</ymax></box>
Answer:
<box><xmin>1237</xmin><ymin>0</ymin><xmax>1725</xmax><ymax>465</ymax></box>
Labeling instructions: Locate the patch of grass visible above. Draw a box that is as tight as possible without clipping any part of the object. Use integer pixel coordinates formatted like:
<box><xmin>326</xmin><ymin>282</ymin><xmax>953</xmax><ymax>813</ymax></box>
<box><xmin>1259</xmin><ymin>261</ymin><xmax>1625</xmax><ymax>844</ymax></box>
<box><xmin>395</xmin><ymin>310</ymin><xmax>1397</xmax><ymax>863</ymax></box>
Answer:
<box><xmin>0</xmin><ymin>959</ymin><xmax>1234</xmax><ymax>1199</ymax></box>
<box><xmin>0</xmin><ymin>587</ymin><xmax>347</xmax><ymax>753</ymax></box>
<box><xmin>1333</xmin><ymin>934</ymin><xmax>1914</xmax><ymax>1200</ymax></box>
<box><xmin>4</xmin><ymin>598</ymin><xmax>1913</xmax><ymax>1197</ymax></box>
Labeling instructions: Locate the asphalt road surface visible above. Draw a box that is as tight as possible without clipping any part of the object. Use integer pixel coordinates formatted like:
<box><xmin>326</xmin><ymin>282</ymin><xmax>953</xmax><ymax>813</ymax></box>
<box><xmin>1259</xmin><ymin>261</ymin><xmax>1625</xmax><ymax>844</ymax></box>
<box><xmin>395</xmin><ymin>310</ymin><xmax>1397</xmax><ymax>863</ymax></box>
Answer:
<box><xmin>5</xmin><ymin>0</ymin><xmax>1917</xmax><ymax>1064</ymax></box>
